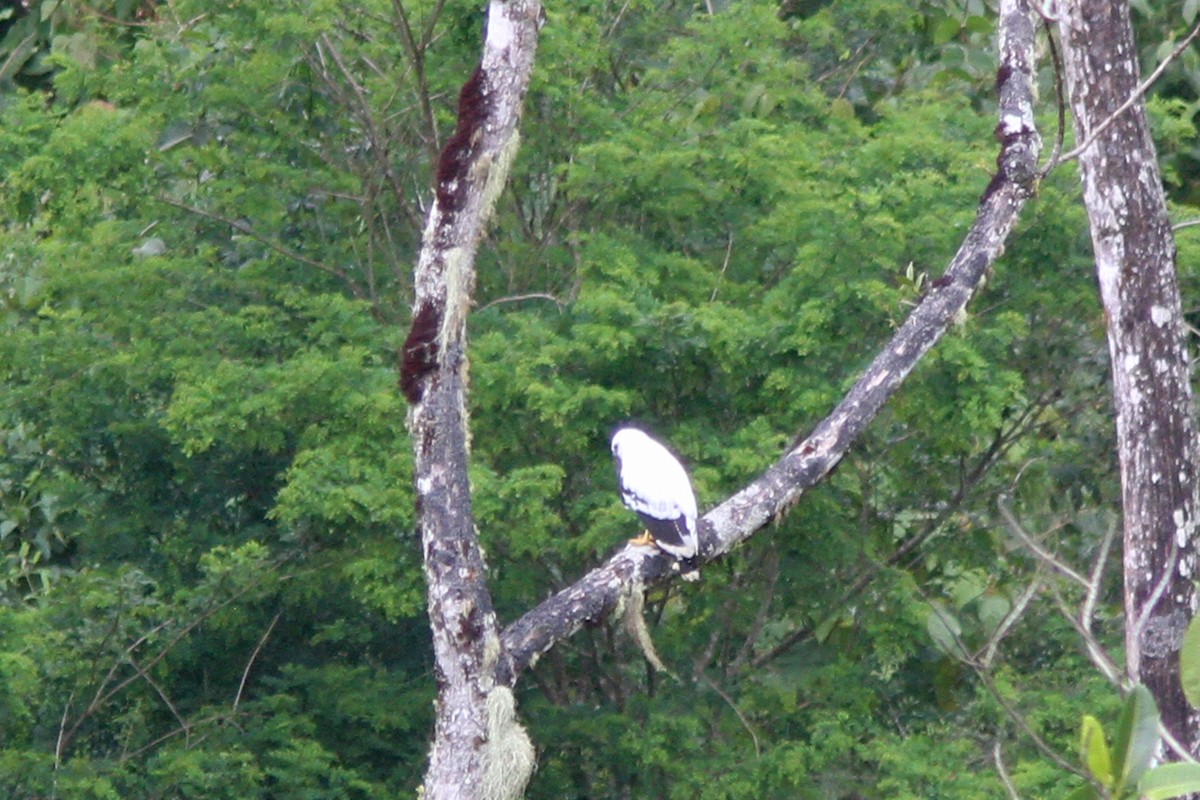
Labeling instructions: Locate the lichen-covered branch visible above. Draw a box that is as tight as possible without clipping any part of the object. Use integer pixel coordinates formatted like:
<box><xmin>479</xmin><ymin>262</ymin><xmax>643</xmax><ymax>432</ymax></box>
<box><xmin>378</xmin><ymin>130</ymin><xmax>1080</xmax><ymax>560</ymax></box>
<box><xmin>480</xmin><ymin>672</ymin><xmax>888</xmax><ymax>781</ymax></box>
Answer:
<box><xmin>497</xmin><ymin>0</ymin><xmax>1042</xmax><ymax>686</ymax></box>
<box><xmin>401</xmin><ymin>2</ymin><xmax>542</xmax><ymax>798</ymax></box>
<box><xmin>1056</xmin><ymin>0</ymin><xmax>1200</xmax><ymax>754</ymax></box>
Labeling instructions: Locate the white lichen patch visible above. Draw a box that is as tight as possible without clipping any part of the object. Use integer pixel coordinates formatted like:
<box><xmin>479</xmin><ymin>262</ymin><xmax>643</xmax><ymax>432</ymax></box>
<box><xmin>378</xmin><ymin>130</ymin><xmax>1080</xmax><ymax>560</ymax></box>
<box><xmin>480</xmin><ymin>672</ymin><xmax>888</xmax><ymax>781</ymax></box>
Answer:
<box><xmin>1001</xmin><ymin>113</ymin><xmax>1025</xmax><ymax>135</ymax></box>
<box><xmin>1150</xmin><ymin>304</ymin><xmax>1171</xmax><ymax>326</ymax></box>
<box><xmin>485</xmin><ymin>3</ymin><xmax>516</xmax><ymax>51</ymax></box>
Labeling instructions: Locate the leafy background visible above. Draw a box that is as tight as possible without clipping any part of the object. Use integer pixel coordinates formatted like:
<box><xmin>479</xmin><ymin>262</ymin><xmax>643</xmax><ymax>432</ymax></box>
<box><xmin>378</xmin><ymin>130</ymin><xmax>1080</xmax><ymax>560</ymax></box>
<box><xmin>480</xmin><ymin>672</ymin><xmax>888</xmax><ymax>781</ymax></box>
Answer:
<box><xmin>2</xmin><ymin>0</ymin><xmax>1199</xmax><ymax>797</ymax></box>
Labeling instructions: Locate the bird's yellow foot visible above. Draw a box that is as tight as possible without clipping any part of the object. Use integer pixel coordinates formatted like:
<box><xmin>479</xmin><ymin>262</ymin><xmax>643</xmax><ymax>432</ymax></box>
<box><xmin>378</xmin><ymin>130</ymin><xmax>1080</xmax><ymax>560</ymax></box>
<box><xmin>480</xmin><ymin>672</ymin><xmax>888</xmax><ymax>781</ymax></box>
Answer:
<box><xmin>628</xmin><ymin>531</ymin><xmax>655</xmax><ymax>547</ymax></box>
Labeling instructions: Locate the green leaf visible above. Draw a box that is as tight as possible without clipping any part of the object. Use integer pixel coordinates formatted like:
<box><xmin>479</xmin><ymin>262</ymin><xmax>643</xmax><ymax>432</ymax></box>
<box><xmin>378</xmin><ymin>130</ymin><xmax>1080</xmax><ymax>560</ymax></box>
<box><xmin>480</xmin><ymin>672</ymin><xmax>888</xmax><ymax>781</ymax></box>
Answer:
<box><xmin>1185</xmin><ymin>0</ymin><xmax>1200</xmax><ymax>26</ymax></box>
<box><xmin>1140</xmin><ymin>762</ymin><xmax>1200</xmax><ymax>799</ymax></box>
<box><xmin>977</xmin><ymin>593</ymin><xmax>1012</xmax><ymax>638</ymax></box>
<box><xmin>1111</xmin><ymin>685</ymin><xmax>1161</xmax><ymax>792</ymax></box>
<box><xmin>930</xmin><ymin>14</ymin><xmax>962</xmax><ymax>45</ymax></box>
<box><xmin>1080</xmin><ymin>714</ymin><xmax>1113</xmax><ymax>787</ymax></box>
<box><xmin>926</xmin><ymin>602</ymin><xmax>966</xmax><ymax>659</ymax></box>
<box><xmin>1062</xmin><ymin>785</ymin><xmax>1100</xmax><ymax>800</ymax></box>
<box><xmin>1180</xmin><ymin>614</ymin><xmax>1200</xmax><ymax>707</ymax></box>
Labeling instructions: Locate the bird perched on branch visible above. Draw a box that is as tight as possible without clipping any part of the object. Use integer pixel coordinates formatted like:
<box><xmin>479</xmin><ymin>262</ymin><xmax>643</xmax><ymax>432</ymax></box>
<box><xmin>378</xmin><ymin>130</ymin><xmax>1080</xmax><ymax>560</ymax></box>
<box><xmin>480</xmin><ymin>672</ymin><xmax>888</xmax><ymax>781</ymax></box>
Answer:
<box><xmin>611</xmin><ymin>427</ymin><xmax>700</xmax><ymax>581</ymax></box>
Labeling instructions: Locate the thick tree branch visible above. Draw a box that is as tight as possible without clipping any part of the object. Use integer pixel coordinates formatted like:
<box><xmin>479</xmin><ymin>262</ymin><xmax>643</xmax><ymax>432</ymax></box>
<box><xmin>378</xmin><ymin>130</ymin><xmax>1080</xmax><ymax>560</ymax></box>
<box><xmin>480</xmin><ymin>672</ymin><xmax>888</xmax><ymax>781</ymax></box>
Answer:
<box><xmin>497</xmin><ymin>0</ymin><xmax>1043</xmax><ymax>686</ymax></box>
<box><xmin>400</xmin><ymin>1</ymin><xmax>543</xmax><ymax>797</ymax></box>
<box><xmin>1057</xmin><ymin>0</ymin><xmax>1200</xmax><ymax>753</ymax></box>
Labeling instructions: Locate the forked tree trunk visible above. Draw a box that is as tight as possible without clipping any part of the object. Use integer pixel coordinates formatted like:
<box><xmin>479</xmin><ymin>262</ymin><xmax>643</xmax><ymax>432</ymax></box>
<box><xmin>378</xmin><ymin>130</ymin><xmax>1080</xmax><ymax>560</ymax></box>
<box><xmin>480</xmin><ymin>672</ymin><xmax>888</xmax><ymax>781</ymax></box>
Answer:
<box><xmin>1057</xmin><ymin>0</ymin><xmax>1200</xmax><ymax>753</ymax></box>
<box><xmin>403</xmin><ymin>1</ymin><xmax>1046</xmax><ymax>795</ymax></box>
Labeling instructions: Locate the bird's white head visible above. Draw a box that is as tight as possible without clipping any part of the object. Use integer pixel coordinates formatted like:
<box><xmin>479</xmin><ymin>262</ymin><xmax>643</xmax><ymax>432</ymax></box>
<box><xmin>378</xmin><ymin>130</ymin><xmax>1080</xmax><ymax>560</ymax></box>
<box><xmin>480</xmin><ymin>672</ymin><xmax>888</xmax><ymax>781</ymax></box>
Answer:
<box><xmin>611</xmin><ymin>426</ymin><xmax>652</xmax><ymax>458</ymax></box>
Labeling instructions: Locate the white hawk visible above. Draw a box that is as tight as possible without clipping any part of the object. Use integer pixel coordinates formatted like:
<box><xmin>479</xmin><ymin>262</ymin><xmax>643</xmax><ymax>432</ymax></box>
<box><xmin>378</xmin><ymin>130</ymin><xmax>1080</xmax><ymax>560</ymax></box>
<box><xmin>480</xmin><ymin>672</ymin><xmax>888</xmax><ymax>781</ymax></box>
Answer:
<box><xmin>611</xmin><ymin>427</ymin><xmax>700</xmax><ymax>581</ymax></box>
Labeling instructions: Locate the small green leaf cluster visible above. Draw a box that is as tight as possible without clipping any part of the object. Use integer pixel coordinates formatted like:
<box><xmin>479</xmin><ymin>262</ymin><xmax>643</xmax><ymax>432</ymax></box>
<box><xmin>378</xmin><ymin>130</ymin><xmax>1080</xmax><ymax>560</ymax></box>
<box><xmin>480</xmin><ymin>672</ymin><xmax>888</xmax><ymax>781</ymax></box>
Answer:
<box><xmin>1069</xmin><ymin>686</ymin><xmax>1200</xmax><ymax>800</ymax></box>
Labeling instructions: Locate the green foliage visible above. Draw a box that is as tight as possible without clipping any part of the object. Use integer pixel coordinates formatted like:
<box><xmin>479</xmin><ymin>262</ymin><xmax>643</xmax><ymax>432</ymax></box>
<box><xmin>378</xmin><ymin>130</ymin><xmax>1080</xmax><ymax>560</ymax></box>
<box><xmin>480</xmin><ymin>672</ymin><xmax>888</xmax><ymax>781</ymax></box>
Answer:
<box><xmin>0</xmin><ymin>0</ymin><xmax>1156</xmax><ymax>797</ymax></box>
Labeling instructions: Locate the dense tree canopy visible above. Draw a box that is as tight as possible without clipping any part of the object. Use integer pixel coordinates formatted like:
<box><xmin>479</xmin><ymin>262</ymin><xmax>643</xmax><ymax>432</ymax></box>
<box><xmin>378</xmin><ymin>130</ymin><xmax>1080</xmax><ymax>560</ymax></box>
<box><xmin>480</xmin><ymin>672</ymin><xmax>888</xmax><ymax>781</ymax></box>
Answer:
<box><xmin>2</xmin><ymin>1</ymin><xmax>1200</xmax><ymax>798</ymax></box>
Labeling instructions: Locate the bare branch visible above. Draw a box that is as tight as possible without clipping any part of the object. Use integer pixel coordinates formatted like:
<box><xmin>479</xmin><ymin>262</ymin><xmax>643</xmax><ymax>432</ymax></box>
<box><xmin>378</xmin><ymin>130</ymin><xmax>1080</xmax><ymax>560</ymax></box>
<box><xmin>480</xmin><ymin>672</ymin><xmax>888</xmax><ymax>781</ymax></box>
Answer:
<box><xmin>997</xmin><ymin>496</ymin><xmax>1089</xmax><ymax>588</ymax></box>
<box><xmin>477</xmin><ymin>292</ymin><xmax>565</xmax><ymax>312</ymax></box>
<box><xmin>156</xmin><ymin>195</ymin><xmax>367</xmax><ymax>300</ymax></box>
<box><xmin>1080</xmin><ymin>514</ymin><xmax>1118</xmax><ymax>642</ymax></box>
<box><xmin>699</xmin><ymin>673</ymin><xmax>761</xmax><ymax>758</ymax></box>
<box><xmin>234</xmin><ymin>611</ymin><xmax>283</xmax><ymax>710</ymax></box>
<box><xmin>979</xmin><ymin>571</ymin><xmax>1044</xmax><ymax>668</ymax></box>
<box><xmin>498</xmin><ymin>0</ymin><xmax>1043</xmax><ymax>685</ymax></box>
<box><xmin>709</xmin><ymin>229</ymin><xmax>735</xmax><ymax>302</ymax></box>
<box><xmin>993</xmin><ymin>738</ymin><xmax>1022</xmax><ymax>800</ymax></box>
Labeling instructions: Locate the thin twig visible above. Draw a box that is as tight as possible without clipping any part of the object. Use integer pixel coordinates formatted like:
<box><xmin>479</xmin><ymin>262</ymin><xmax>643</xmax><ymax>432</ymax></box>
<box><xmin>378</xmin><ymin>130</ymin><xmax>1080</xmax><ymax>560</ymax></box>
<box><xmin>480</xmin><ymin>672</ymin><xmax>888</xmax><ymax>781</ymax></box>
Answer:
<box><xmin>1080</xmin><ymin>513</ymin><xmax>1118</xmax><ymax>641</ymax></box>
<box><xmin>914</xmin><ymin>583</ymin><xmax>1083</xmax><ymax>779</ymax></box>
<box><xmin>994</xmin><ymin>738</ymin><xmax>1022</xmax><ymax>800</ymax></box>
<box><xmin>118</xmin><ymin>712</ymin><xmax>238</xmax><ymax>764</ymax></box>
<box><xmin>54</xmin><ymin>692</ymin><xmax>73</xmax><ymax>770</ymax></box>
<box><xmin>128</xmin><ymin>654</ymin><xmax>191</xmax><ymax>743</ymax></box>
<box><xmin>1049</xmin><ymin>587</ymin><xmax>1124</xmax><ymax>685</ymax></box>
<box><xmin>1039</xmin><ymin>16</ymin><xmax>1067</xmax><ymax>174</ymax></box>
<box><xmin>699</xmin><ymin>673</ymin><xmax>761</xmax><ymax>758</ymax></box>
<box><xmin>605</xmin><ymin>0</ymin><xmax>634</xmax><ymax>38</ymax></box>
<box><xmin>156</xmin><ymin>195</ymin><xmax>365</xmax><ymax>298</ymax></box>
<box><xmin>234</xmin><ymin>611</ymin><xmax>282</xmax><ymax>710</ymax></box>
<box><xmin>980</xmin><ymin>571</ymin><xmax>1043</xmax><ymax>668</ymax></box>
<box><xmin>997</xmin><ymin>496</ymin><xmax>1090</xmax><ymax>588</ymax></box>
<box><xmin>477</xmin><ymin>292</ymin><xmax>565</xmax><ymax>312</ymax></box>
<box><xmin>730</xmin><ymin>546</ymin><xmax>780</xmax><ymax>675</ymax></box>
<box><xmin>1130</xmin><ymin>537</ymin><xmax>1180</xmax><ymax>651</ymax></box>
<box><xmin>710</xmin><ymin>229</ymin><xmax>734</xmax><ymax>302</ymax></box>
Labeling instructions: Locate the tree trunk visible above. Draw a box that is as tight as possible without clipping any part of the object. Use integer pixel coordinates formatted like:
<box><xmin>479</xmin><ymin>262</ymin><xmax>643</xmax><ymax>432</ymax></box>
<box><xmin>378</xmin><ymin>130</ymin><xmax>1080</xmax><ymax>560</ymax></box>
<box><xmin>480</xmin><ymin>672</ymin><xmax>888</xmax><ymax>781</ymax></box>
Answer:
<box><xmin>402</xmin><ymin>2</ymin><xmax>542</xmax><ymax>798</ymax></box>
<box><xmin>1057</xmin><ymin>0</ymin><xmax>1200</xmax><ymax>753</ymax></box>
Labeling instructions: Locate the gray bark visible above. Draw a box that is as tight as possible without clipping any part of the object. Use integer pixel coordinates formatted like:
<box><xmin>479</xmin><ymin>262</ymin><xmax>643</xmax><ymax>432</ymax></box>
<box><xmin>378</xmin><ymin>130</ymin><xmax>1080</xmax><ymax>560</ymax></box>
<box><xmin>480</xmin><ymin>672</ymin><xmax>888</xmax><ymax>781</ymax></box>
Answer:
<box><xmin>1057</xmin><ymin>0</ymin><xmax>1200</xmax><ymax>753</ymax></box>
<box><xmin>401</xmin><ymin>2</ymin><xmax>542</xmax><ymax>798</ymax></box>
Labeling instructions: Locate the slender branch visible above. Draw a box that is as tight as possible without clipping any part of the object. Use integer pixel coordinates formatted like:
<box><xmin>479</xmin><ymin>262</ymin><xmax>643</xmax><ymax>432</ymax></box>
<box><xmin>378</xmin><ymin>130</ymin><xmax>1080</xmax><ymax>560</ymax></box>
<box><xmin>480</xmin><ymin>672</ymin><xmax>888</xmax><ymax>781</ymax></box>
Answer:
<box><xmin>1039</xmin><ymin>16</ymin><xmax>1067</xmax><ymax>174</ymax></box>
<box><xmin>118</xmin><ymin>712</ymin><xmax>240</xmax><ymax>764</ymax></box>
<box><xmin>709</xmin><ymin>229</ymin><xmax>735</xmax><ymax>302</ymax></box>
<box><xmin>1130</xmin><ymin>537</ymin><xmax>1180</xmax><ymax>648</ymax></box>
<box><xmin>699</xmin><ymin>673</ymin><xmax>761</xmax><ymax>758</ymax></box>
<box><xmin>752</xmin><ymin>393</ymin><xmax>1049</xmax><ymax>670</ymax></box>
<box><xmin>729</xmin><ymin>545</ymin><xmax>780</xmax><ymax>675</ymax></box>
<box><xmin>497</xmin><ymin>0</ymin><xmax>1043</xmax><ymax>685</ymax></box>
<box><xmin>997</xmin><ymin>496</ymin><xmax>1090</xmax><ymax>588</ymax></box>
<box><xmin>979</xmin><ymin>571</ymin><xmax>1043</xmax><ymax>668</ymax></box>
<box><xmin>916</xmin><ymin>583</ymin><xmax>1084</xmax><ymax>779</ymax></box>
<box><xmin>55</xmin><ymin>563</ymin><xmax>283</xmax><ymax>760</ymax></box>
<box><xmin>477</xmin><ymin>292</ymin><xmax>565</xmax><ymax>312</ymax></box>
<box><xmin>234</xmin><ymin>611</ymin><xmax>282</xmax><ymax>710</ymax></box>
<box><xmin>993</xmin><ymin>738</ymin><xmax>1022</xmax><ymax>800</ymax></box>
<box><xmin>391</xmin><ymin>0</ymin><xmax>443</xmax><ymax>158</ymax></box>
<box><xmin>129</xmin><ymin>653</ymin><xmax>190</xmax><ymax>740</ymax></box>
<box><xmin>1080</xmin><ymin>513</ymin><xmax>1118</xmax><ymax>642</ymax></box>
<box><xmin>156</xmin><ymin>195</ymin><xmax>366</xmax><ymax>298</ymax></box>
<box><xmin>53</xmin><ymin>692</ymin><xmax>73</xmax><ymax>770</ymax></box>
